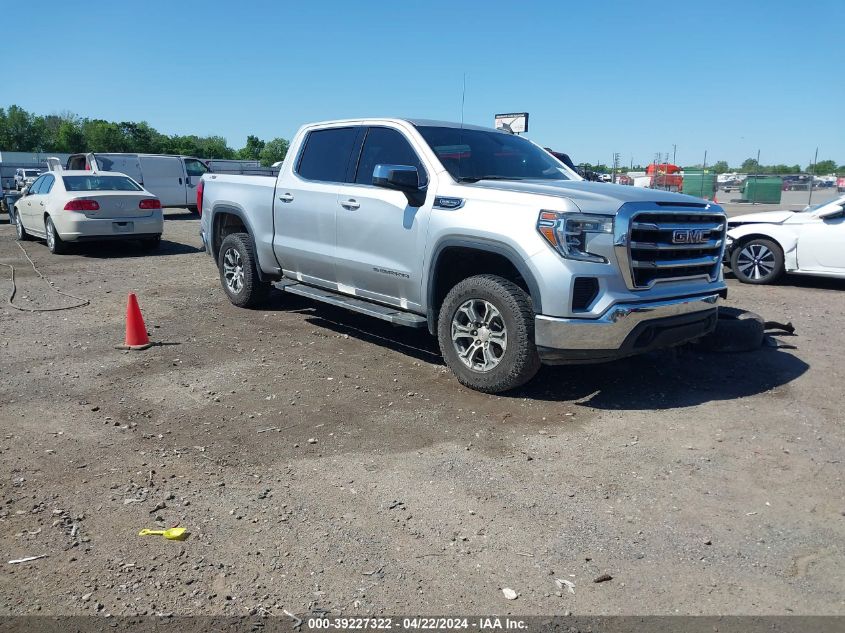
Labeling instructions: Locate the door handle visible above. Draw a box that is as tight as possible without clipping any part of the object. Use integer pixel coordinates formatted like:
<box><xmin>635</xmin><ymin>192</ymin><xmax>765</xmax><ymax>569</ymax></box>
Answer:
<box><xmin>39</xmin><ymin>201</ymin><xmax>46</xmax><ymax>206</ymax></box>
<box><xmin>178</xmin><ymin>177</ymin><xmax>183</xmax><ymax>185</ymax></box>
<box><xmin>341</xmin><ymin>198</ymin><xmax>360</xmax><ymax>210</ymax></box>
<box><xmin>278</xmin><ymin>193</ymin><xmax>294</xmax><ymax>203</ymax></box>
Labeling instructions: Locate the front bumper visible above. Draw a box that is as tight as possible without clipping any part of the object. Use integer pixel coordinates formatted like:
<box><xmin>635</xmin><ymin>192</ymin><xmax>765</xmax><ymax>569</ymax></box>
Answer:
<box><xmin>535</xmin><ymin>293</ymin><xmax>720</xmax><ymax>364</ymax></box>
<box><xmin>723</xmin><ymin>235</ymin><xmax>735</xmax><ymax>263</ymax></box>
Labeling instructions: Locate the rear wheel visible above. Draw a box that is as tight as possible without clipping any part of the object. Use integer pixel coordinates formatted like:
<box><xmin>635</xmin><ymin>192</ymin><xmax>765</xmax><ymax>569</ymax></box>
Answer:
<box><xmin>437</xmin><ymin>274</ymin><xmax>540</xmax><ymax>393</ymax></box>
<box><xmin>218</xmin><ymin>233</ymin><xmax>269</xmax><ymax>308</ymax></box>
<box><xmin>730</xmin><ymin>238</ymin><xmax>783</xmax><ymax>284</ymax></box>
<box><xmin>45</xmin><ymin>216</ymin><xmax>68</xmax><ymax>254</ymax></box>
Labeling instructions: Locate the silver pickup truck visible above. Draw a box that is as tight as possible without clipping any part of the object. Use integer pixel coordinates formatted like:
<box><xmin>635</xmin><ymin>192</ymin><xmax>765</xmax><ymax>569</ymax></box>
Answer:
<box><xmin>200</xmin><ymin>118</ymin><xmax>726</xmax><ymax>393</ymax></box>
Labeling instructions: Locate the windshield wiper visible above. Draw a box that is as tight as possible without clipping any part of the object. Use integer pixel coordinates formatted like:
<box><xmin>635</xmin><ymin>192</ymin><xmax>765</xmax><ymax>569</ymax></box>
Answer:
<box><xmin>455</xmin><ymin>175</ymin><xmax>524</xmax><ymax>183</ymax></box>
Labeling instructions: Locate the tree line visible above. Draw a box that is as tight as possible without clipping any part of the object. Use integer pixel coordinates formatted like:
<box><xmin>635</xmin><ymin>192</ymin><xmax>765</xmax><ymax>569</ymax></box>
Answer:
<box><xmin>0</xmin><ymin>105</ymin><xmax>289</xmax><ymax>167</ymax></box>
<box><xmin>585</xmin><ymin>157</ymin><xmax>843</xmax><ymax>176</ymax></box>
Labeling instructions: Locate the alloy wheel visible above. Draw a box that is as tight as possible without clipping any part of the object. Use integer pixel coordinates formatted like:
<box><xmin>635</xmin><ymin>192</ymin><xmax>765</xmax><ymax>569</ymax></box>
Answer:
<box><xmin>737</xmin><ymin>243</ymin><xmax>776</xmax><ymax>280</ymax></box>
<box><xmin>222</xmin><ymin>247</ymin><xmax>244</xmax><ymax>294</ymax></box>
<box><xmin>46</xmin><ymin>219</ymin><xmax>55</xmax><ymax>251</ymax></box>
<box><xmin>451</xmin><ymin>298</ymin><xmax>508</xmax><ymax>372</ymax></box>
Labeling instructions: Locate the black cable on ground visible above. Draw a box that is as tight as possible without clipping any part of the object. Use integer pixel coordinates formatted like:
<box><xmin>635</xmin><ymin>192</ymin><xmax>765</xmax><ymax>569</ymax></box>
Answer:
<box><xmin>1</xmin><ymin>241</ymin><xmax>90</xmax><ymax>312</ymax></box>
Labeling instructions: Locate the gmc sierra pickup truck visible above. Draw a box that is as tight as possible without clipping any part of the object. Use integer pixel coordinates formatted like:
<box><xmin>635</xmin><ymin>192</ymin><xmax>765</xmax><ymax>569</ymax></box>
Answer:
<box><xmin>199</xmin><ymin>118</ymin><xmax>726</xmax><ymax>393</ymax></box>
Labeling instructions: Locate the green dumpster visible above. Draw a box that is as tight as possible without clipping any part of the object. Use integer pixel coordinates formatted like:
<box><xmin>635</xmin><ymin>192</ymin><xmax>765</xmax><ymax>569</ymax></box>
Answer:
<box><xmin>741</xmin><ymin>176</ymin><xmax>782</xmax><ymax>204</ymax></box>
<box><xmin>682</xmin><ymin>169</ymin><xmax>717</xmax><ymax>200</ymax></box>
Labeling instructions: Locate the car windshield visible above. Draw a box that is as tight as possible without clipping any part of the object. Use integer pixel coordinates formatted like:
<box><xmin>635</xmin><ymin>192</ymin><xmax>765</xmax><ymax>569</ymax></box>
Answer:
<box><xmin>803</xmin><ymin>196</ymin><xmax>845</xmax><ymax>213</ymax></box>
<box><xmin>416</xmin><ymin>125</ymin><xmax>572</xmax><ymax>182</ymax></box>
<box><xmin>62</xmin><ymin>176</ymin><xmax>142</xmax><ymax>192</ymax></box>
<box><xmin>24</xmin><ymin>170</ymin><xmax>40</xmax><ymax>177</ymax></box>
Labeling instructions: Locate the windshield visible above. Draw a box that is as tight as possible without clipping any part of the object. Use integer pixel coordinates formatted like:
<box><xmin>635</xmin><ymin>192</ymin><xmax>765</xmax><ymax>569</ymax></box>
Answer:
<box><xmin>804</xmin><ymin>195</ymin><xmax>845</xmax><ymax>213</ymax></box>
<box><xmin>416</xmin><ymin>125</ymin><xmax>573</xmax><ymax>182</ymax></box>
<box><xmin>62</xmin><ymin>176</ymin><xmax>143</xmax><ymax>192</ymax></box>
<box><xmin>24</xmin><ymin>170</ymin><xmax>40</xmax><ymax>177</ymax></box>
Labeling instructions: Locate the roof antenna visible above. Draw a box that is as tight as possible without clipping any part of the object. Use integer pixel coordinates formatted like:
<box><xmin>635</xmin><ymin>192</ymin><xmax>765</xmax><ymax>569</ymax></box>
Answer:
<box><xmin>460</xmin><ymin>73</ymin><xmax>466</xmax><ymax>128</ymax></box>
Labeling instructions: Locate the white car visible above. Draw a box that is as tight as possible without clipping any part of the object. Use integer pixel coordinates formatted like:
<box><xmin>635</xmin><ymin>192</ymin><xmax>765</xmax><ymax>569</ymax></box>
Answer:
<box><xmin>14</xmin><ymin>168</ymin><xmax>42</xmax><ymax>191</ymax></box>
<box><xmin>13</xmin><ymin>171</ymin><xmax>164</xmax><ymax>254</ymax></box>
<box><xmin>725</xmin><ymin>194</ymin><xmax>845</xmax><ymax>284</ymax></box>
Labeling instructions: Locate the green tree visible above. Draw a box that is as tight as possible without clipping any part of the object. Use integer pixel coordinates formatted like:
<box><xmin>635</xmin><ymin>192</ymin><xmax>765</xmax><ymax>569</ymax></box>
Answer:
<box><xmin>712</xmin><ymin>160</ymin><xmax>729</xmax><ymax>173</ymax></box>
<box><xmin>4</xmin><ymin>105</ymin><xmax>40</xmax><ymax>151</ymax></box>
<box><xmin>740</xmin><ymin>158</ymin><xmax>759</xmax><ymax>173</ymax></box>
<box><xmin>809</xmin><ymin>159</ymin><xmax>837</xmax><ymax>175</ymax></box>
<box><xmin>197</xmin><ymin>136</ymin><xmax>235</xmax><ymax>159</ymax></box>
<box><xmin>237</xmin><ymin>135</ymin><xmax>265</xmax><ymax>161</ymax></box>
<box><xmin>259</xmin><ymin>137</ymin><xmax>289</xmax><ymax>166</ymax></box>
<box><xmin>83</xmin><ymin>119</ymin><xmax>128</xmax><ymax>152</ymax></box>
<box><xmin>56</xmin><ymin>120</ymin><xmax>85</xmax><ymax>153</ymax></box>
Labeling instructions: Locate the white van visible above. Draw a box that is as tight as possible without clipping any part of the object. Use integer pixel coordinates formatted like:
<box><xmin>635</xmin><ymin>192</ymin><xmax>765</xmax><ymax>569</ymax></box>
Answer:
<box><xmin>65</xmin><ymin>153</ymin><xmax>209</xmax><ymax>211</ymax></box>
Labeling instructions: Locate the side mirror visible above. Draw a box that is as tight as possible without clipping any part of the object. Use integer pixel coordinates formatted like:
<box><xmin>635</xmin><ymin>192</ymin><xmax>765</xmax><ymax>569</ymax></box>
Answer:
<box><xmin>373</xmin><ymin>164</ymin><xmax>419</xmax><ymax>191</ymax></box>
<box><xmin>818</xmin><ymin>205</ymin><xmax>844</xmax><ymax>219</ymax></box>
<box><xmin>21</xmin><ymin>186</ymin><xmax>30</xmax><ymax>196</ymax></box>
<box><xmin>372</xmin><ymin>164</ymin><xmax>425</xmax><ymax>207</ymax></box>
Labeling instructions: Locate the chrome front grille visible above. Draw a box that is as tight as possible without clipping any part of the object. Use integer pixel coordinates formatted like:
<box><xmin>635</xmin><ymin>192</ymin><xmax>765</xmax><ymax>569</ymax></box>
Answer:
<box><xmin>615</xmin><ymin>206</ymin><xmax>727</xmax><ymax>289</ymax></box>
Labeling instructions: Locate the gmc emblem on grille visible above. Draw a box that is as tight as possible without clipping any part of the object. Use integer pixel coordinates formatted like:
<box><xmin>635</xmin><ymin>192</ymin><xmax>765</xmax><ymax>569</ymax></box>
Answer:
<box><xmin>672</xmin><ymin>229</ymin><xmax>707</xmax><ymax>244</ymax></box>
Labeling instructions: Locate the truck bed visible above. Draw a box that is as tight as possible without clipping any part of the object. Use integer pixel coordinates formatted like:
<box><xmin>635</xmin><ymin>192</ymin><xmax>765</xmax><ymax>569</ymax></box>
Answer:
<box><xmin>200</xmin><ymin>173</ymin><xmax>280</xmax><ymax>276</ymax></box>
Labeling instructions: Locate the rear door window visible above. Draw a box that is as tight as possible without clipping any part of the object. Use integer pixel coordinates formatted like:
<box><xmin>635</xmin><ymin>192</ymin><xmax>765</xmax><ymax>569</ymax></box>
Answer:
<box><xmin>29</xmin><ymin>176</ymin><xmax>46</xmax><ymax>193</ymax></box>
<box><xmin>354</xmin><ymin>127</ymin><xmax>427</xmax><ymax>186</ymax></box>
<box><xmin>40</xmin><ymin>175</ymin><xmax>55</xmax><ymax>194</ymax></box>
<box><xmin>296</xmin><ymin>127</ymin><xmax>358</xmax><ymax>183</ymax></box>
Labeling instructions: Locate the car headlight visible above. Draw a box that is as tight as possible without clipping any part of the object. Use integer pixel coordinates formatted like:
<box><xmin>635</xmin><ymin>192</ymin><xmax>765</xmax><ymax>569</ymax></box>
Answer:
<box><xmin>537</xmin><ymin>211</ymin><xmax>613</xmax><ymax>263</ymax></box>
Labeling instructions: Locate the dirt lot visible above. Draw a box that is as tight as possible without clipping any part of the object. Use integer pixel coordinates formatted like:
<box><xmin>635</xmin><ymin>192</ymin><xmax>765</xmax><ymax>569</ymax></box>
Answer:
<box><xmin>1</xmin><ymin>208</ymin><xmax>843</xmax><ymax>618</ymax></box>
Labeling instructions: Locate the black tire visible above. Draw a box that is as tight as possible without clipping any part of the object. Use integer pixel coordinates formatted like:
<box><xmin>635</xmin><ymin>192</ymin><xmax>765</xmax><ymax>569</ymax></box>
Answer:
<box><xmin>217</xmin><ymin>232</ymin><xmax>269</xmax><ymax>308</ymax></box>
<box><xmin>15</xmin><ymin>210</ymin><xmax>33</xmax><ymax>241</ymax></box>
<box><xmin>693</xmin><ymin>306</ymin><xmax>765</xmax><ymax>353</ymax></box>
<box><xmin>140</xmin><ymin>235</ymin><xmax>161</xmax><ymax>250</ymax></box>
<box><xmin>730</xmin><ymin>237</ymin><xmax>784</xmax><ymax>284</ymax></box>
<box><xmin>45</xmin><ymin>216</ymin><xmax>68</xmax><ymax>254</ymax></box>
<box><xmin>437</xmin><ymin>274</ymin><xmax>541</xmax><ymax>393</ymax></box>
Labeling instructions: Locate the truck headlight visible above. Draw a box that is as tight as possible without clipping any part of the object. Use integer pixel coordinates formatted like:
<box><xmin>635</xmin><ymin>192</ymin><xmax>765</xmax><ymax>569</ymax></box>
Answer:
<box><xmin>537</xmin><ymin>211</ymin><xmax>613</xmax><ymax>263</ymax></box>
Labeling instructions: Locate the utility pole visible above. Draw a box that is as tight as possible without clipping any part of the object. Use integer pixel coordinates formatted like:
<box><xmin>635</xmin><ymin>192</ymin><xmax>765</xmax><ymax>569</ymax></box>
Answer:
<box><xmin>752</xmin><ymin>149</ymin><xmax>761</xmax><ymax>204</ymax></box>
<box><xmin>808</xmin><ymin>146</ymin><xmax>818</xmax><ymax>207</ymax></box>
<box><xmin>672</xmin><ymin>144</ymin><xmax>677</xmax><ymax>166</ymax></box>
<box><xmin>612</xmin><ymin>152</ymin><xmax>620</xmax><ymax>183</ymax></box>
<box><xmin>701</xmin><ymin>150</ymin><xmax>708</xmax><ymax>198</ymax></box>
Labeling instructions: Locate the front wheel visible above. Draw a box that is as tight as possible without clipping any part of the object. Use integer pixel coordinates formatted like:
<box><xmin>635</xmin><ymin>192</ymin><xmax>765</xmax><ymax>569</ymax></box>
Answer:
<box><xmin>45</xmin><ymin>216</ymin><xmax>68</xmax><ymax>254</ymax></box>
<box><xmin>438</xmin><ymin>274</ymin><xmax>540</xmax><ymax>393</ymax></box>
<box><xmin>217</xmin><ymin>233</ymin><xmax>269</xmax><ymax>308</ymax></box>
<box><xmin>730</xmin><ymin>238</ymin><xmax>784</xmax><ymax>284</ymax></box>
<box><xmin>15</xmin><ymin>211</ymin><xmax>33</xmax><ymax>241</ymax></box>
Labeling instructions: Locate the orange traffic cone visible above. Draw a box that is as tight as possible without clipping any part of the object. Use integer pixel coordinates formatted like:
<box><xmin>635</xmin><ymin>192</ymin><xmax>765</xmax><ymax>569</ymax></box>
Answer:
<box><xmin>121</xmin><ymin>293</ymin><xmax>152</xmax><ymax>350</ymax></box>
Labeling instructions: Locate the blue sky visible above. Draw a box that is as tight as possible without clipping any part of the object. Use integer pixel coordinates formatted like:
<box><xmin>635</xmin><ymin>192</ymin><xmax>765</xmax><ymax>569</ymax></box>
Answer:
<box><xmin>4</xmin><ymin>0</ymin><xmax>843</xmax><ymax>167</ymax></box>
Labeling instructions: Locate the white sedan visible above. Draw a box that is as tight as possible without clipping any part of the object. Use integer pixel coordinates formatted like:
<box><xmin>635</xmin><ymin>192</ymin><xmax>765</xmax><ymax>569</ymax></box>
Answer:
<box><xmin>725</xmin><ymin>194</ymin><xmax>845</xmax><ymax>284</ymax></box>
<box><xmin>14</xmin><ymin>171</ymin><xmax>164</xmax><ymax>254</ymax></box>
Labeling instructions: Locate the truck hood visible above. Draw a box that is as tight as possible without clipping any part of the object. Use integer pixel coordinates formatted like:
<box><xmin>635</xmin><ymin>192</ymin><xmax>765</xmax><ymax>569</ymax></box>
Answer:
<box><xmin>466</xmin><ymin>179</ymin><xmax>711</xmax><ymax>214</ymax></box>
<box><xmin>727</xmin><ymin>210</ymin><xmax>795</xmax><ymax>225</ymax></box>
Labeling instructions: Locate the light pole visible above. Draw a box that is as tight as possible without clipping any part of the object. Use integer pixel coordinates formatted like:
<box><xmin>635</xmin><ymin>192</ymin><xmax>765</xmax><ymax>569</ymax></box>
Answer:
<box><xmin>808</xmin><ymin>147</ymin><xmax>818</xmax><ymax>207</ymax></box>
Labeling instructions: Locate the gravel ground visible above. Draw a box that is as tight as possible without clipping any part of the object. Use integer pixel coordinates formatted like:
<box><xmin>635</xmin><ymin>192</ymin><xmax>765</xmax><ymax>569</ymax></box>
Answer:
<box><xmin>0</xmin><ymin>208</ymin><xmax>843</xmax><ymax>617</ymax></box>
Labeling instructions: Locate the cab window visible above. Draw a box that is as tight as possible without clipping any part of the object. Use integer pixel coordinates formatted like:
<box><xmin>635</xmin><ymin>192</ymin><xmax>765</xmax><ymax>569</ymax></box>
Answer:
<box><xmin>296</xmin><ymin>127</ymin><xmax>358</xmax><ymax>183</ymax></box>
<box><xmin>354</xmin><ymin>127</ymin><xmax>427</xmax><ymax>186</ymax></box>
